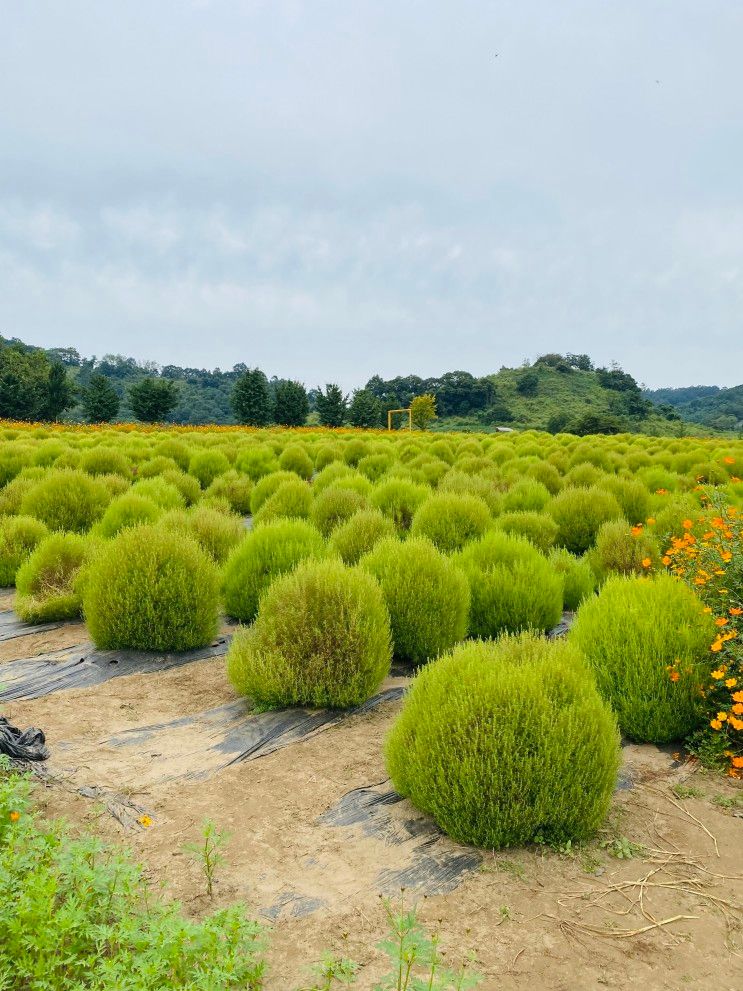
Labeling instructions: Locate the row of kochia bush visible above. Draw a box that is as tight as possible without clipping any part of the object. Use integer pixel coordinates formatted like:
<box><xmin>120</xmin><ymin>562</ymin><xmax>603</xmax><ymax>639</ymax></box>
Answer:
<box><xmin>0</xmin><ymin>426</ymin><xmax>738</xmax><ymax>852</ymax></box>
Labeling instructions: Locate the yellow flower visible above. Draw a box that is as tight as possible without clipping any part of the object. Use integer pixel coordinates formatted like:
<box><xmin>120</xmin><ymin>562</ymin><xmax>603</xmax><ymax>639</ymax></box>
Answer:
<box><xmin>138</xmin><ymin>814</ymin><xmax>153</xmax><ymax>828</ymax></box>
<box><xmin>725</xmin><ymin>678</ymin><xmax>738</xmax><ymax>688</ymax></box>
<box><xmin>8</xmin><ymin>810</ymin><xmax>20</xmax><ymax>823</ymax></box>
<box><xmin>717</xmin><ymin>712</ymin><xmax>728</xmax><ymax>721</ymax></box>
<box><xmin>715</xmin><ymin>617</ymin><xmax>729</xmax><ymax>627</ymax></box>
<box><xmin>710</xmin><ymin>719</ymin><xmax>722</xmax><ymax>730</ymax></box>
<box><xmin>641</xmin><ymin>557</ymin><xmax>652</xmax><ymax>569</ymax></box>
<box><xmin>730</xmin><ymin>717</ymin><xmax>743</xmax><ymax>731</ymax></box>
<box><xmin>711</xmin><ymin>669</ymin><xmax>725</xmax><ymax>679</ymax></box>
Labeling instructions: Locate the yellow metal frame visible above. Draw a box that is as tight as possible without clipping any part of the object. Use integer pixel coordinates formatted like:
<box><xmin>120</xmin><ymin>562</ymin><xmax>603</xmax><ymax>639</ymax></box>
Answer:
<box><xmin>387</xmin><ymin>407</ymin><xmax>412</xmax><ymax>431</ymax></box>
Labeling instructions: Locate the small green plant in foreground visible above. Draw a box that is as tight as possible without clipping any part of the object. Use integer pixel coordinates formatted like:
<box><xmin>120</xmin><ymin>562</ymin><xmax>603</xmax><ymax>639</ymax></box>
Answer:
<box><xmin>183</xmin><ymin>818</ymin><xmax>230</xmax><ymax>898</ymax></box>
<box><xmin>601</xmin><ymin>835</ymin><xmax>646</xmax><ymax>860</ymax></box>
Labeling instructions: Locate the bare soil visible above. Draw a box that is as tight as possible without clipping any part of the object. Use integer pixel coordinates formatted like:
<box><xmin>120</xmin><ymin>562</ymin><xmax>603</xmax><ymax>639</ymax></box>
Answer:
<box><xmin>5</xmin><ymin>621</ymin><xmax>743</xmax><ymax>990</ymax></box>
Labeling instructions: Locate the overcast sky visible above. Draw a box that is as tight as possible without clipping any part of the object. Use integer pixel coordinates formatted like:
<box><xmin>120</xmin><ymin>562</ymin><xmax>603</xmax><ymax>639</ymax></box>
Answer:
<box><xmin>1</xmin><ymin>1</ymin><xmax>742</xmax><ymax>390</ymax></box>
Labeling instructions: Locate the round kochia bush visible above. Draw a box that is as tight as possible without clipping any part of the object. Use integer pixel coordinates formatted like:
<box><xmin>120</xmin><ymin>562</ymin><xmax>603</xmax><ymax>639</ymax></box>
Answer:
<box><xmin>227</xmin><ymin>558</ymin><xmax>392</xmax><ymax>710</ymax></box>
<box><xmin>360</xmin><ymin>537</ymin><xmax>470</xmax><ymax>665</ymax></box>
<box><xmin>385</xmin><ymin>634</ymin><xmax>620</xmax><ymax>849</ymax></box>
<box><xmin>495</xmin><ymin>511</ymin><xmax>558</xmax><ymax>553</ymax></box>
<box><xmin>310</xmin><ymin>486</ymin><xmax>368</xmax><ymax>537</ymax></box>
<box><xmin>548</xmin><ymin>485</ymin><xmax>623</xmax><ymax>553</ymax></box>
<box><xmin>95</xmin><ymin>493</ymin><xmax>162</xmax><ymax>539</ymax></box>
<box><xmin>82</xmin><ymin>525</ymin><xmax>220</xmax><ymax>651</ymax></box>
<box><xmin>410</xmin><ymin>493</ymin><xmax>490</xmax><ymax>553</ymax></box>
<box><xmin>222</xmin><ymin>518</ymin><xmax>326</xmax><ymax>622</ymax></box>
<box><xmin>15</xmin><ymin>533</ymin><xmax>96</xmax><ymax>623</ymax></box>
<box><xmin>0</xmin><ymin>515</ymin><xmax>49</xmax><ymax>586</ymax></box>
<box><xmin>327</xmin><ymin>508</ymin><xmax>395</xmax><ymax>565</ymax></box>
<box><xmin>457</xmin><ymin>531</ymin><xmax>563</xmax><ymax>637</ymax></box>
<box><xmin>20</xmin><ymin>470</ymin><xmax>111</xmax><ymax>533</ymax></box>
<box><xmin>570</xmin><ymin>574</ymin><xmax>716</xmax><ymax>743</ymax></box>
<box><xmin>188</xmin><ymin>449</ymin><xmax>231</xmax><ymax>489</ymax></box>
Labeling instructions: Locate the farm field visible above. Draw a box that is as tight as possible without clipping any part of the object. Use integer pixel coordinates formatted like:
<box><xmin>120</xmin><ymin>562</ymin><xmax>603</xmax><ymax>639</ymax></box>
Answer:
<box><xmin>1</xmin><ymin>421</ymin><xmax>742</xmax><ymax>989</ymax></box>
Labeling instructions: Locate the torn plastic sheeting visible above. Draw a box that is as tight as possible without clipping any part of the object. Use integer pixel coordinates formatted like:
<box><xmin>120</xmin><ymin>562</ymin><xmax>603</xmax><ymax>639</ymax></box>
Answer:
<box><xmin>104</xmin><ymin>686</ymin><xmax>406</xmax><ymax>783</ymax></box>
<box><xmin>0</xmin><ymin>636</ymin><xmax>232</xmax><ymax>702</ymax></box>
<box><xmin>318</xmin><ymin>781</ymin><xmax>482</xmax><ymax>895</ymax></box>
<box><xmin>0</xmin><ymin>608</ymin><xmax>66</xmax><ymax>642</ymax></box>
<box><xmin>0</xmin><ymin>715</ymin><xmax>49</xmax><ymax>760</ymax></box>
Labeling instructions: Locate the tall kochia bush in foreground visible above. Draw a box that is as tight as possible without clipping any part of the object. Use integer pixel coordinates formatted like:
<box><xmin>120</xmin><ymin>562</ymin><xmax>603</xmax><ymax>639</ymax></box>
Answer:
<box><xmin>385</xmin><ymin>634</ymin><xmax>620</xmax><ymax>849</ymax></box>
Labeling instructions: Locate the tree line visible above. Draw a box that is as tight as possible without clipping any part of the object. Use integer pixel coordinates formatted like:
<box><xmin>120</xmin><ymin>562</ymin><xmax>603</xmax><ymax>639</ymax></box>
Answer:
<box><xmin>0</xmin><ymin>336</ymin><xmax>687</xmax><ymax>433</ymax></box>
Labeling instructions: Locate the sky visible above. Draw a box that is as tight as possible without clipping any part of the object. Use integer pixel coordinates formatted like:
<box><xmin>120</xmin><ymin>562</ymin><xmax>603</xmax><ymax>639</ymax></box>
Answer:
<box><xmin>1</xmin><ymin>0</ymin><xmax>742</xmax><ymax>390</ymax></box>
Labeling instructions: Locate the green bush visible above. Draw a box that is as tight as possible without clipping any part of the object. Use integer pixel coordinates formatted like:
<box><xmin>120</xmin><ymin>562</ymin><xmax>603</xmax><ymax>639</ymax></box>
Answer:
<box><xmin>570</xmin><ymin>574</ymin><xmax>716</xmax><ymax>742</ymax></box>
<box><xmin>357</xmin><ymin>453</ymin><xmax>392</xmax><ymax>482</ymax></box>
<box><xmin>385</xmin><ymin>634</ymin><xmax>620</xmax><ymax>848</ymax></box>
<box><xmin>80</xmin><ymin>447</ymin><xmax>132</xmax><ymax>479</ymax></box>
<box><xmin>20</xmin><ymin>470</ymin><xmax>111</xmax><ymax>534</ymax></box>
<box><xmin>95</xmin><ymin>493</ymin><xmax>162</xmax><ymax>539</ymax></box>
<box><xmin>0</xmin><ymin>515</ymin><xmax>49</xmax><ymax>586</ymax></box>
<box><xmin>222</xmin><ymin>518</ymin><xmax>326</xmax><ymax>622</ymax></box>
<box><xmin>188</xmin><ymin>449</ymin><xmax>231</xmax><ymax>489</ymax></box>
<box><xmin>248</xmin><ymin>470</ymin><xmax>298</xmax><ymax>515</ymax></box>
<box><xmin>253</xmin><ymin>478</ymin><xmax>312</xmax><ymax>526</ymax></box>
<box><xmin>138</xmin><ymin>455</ymin><xmax>180</xmax><ymax>478</ymax></box>
<box><xmin>457</xmin><ymin>531</ymin><xmax>563</xmax><ymax>637</ymax></box>
<box><xmin>360</xmin><ymin>537</ymin><xmax>469</xmax><ymax>665</ymax></box>
<box><xmin>278</xmin><ymin>444</ymin><xmax>314</xmax><ymax>480</ymax></box>
<box><xmin>132</xmin><ymin>477</ymin><xmax>186</xmax><ymax>511</ymax></box>
<box><xmin>235</xmin><ymin>444</ymin><xmax>278</xmax><ymax>480</ymax></box>
<box><xmin>162</xmin><ymin>505</ymin><xmax>245</xmax><ymax>564</ymax></box>
<box><xmin>82</xmin><ymin>525</ymin><xmax>220</xmax><ymax>651</ymax></box>
<box><xmin>310</xmin><ymin>485</ymin><xmax>368</xmax><ymax>537</ymax></box>
<box><xmin>327</xmin><ymin>508</ymin><xmax>396</xmax><ymax>565</ymax></box>
<box><xmin>204</xmin><ymin>471</ymin><xmax>253</xmax><ymax>514</ymax></box>
<box><xmin>227</xmin><ymin>558</ymin><xmax>392</xmax><ymax>709</ymax></box>
<box><xmin>587</xmin><ymin>520</ymin><xmax>661</xmax><ymax>580</ymax></box>
<box><xmin>548</xmin><ymin>485</ymin><xmax>623</xmax><ymax>553</ymax></box>
<box><xmin>370</xmin><ymin>478</ymin><xmax>430</xmax><ymax>531</ymax></box>
<box><xmin>410</xmin><ymin>493</ymin><xmax>490</xmax><ymax>553</ymax></box>
<box><xmin>161</xmin><ymin>469</ymin><xmax>203</xmax><ymax>507</ymax></box>
<box><xmin>153</xmin><ymin>437</ymin><xmax>191</xmax><ymax>471</ymax></box>
<box><xmin>597</xmin><ymin>476</ymin><xmax>650</xmax><ymax>526</ymax></box>
<box><xmin>438</xmin><ymin>470</ymin><xmax>502</xmax><ymax>514</ymax></box>
<box><xmin>15</xmin><ymin>532</ymin><xmax>96</xmax><ymax>622</ymax></box>
<box><xmin>0</xmin><ymin>470</ymin><xmax>45</xmax><ymax>516</ymax></box>
<box><xmin>548</xmin><ymin>548</ymin><xmax>596</xmax><ymax>610</ymax></box>
<box><xmin>502</xmin><ymin>479</ymin><xmax>551</xmax><ymax>513</ymax></box>
<box><xmin>495</xmin><ymin>511</ymin><xmax>558</xmax><ymax>553</ymax></box>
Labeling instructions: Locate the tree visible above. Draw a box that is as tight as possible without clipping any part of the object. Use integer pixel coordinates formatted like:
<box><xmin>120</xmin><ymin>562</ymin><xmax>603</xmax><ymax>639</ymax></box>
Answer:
<box><xmin>81</xmin><ymin>374</ymin><xmax>120</xmax><ymax>423</ymax></box>
<box><xmin>231</xmin><ymin>368</ymin><xmax>273</xmax><ymax>426</ymax></box>
<box><xmin>274</xmin><ymin>380</ymin><xmax>309</xmax><ymax>426</ymax></box>
<box><xmin>349</xmin><ymin>389</ymin><xmax>383</xmax><ymax>428</ymax></box>
<box><xmin>410</xmin><ymin>393</ymin><xmax>437</xmax><ymax>431</ymax></box>
<box><xmin>516</xmin><ymin>372</ymin><xmax>539</xmax><ymax>397</ymax></box>
<box><xmin>0</xmin><ymin>344</ymin><xmax>52</xmax><ymax>420</ymax></box>
<box><xmin>43</xmin><ymin>363</ymin><xmax>75</xmax><ymax>420</ymax></box>
<box><xmin>315</xmin><ymin>384</ymin><xmax>348</xmax><ymax>427</ymax></box>
<box><xmin>570</xmin><ymin>412</ymin><xmax>627</xmax><ymax>436</ymax></box>
<box><xmin>128</xmin><ymin>377</ymin><xmax>179</xmax><ymax>423</ymax></box>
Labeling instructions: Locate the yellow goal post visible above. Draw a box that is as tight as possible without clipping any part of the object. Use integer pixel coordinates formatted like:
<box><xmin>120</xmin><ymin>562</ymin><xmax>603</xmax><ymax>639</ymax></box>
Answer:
<box><xmin>387</xmin><ymin>408</ymin><xmax>413</xmax><ymax>431</ymax></box>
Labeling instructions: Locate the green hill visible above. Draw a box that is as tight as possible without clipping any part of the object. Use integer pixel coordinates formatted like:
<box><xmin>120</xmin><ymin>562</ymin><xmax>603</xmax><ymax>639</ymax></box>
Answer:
<box><xmin>644</xmin><ymin>385</ymin><xmax>743</xmax><ymax>432</ymax></box>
